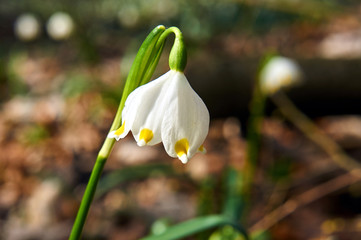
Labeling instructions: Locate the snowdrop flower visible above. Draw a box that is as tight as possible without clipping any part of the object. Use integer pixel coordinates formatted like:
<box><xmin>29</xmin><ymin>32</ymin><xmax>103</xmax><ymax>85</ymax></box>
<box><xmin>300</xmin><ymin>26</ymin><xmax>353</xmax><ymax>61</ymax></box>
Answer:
<box><xmin>108</xmin><ymin>70</ymin><xmax>209</xmax><ymax>164</ymax></box>
<box><xmin>47</xmin><ymin>12</ymin><xmax>74</xmax><ymax>40</ymax></box>
<box><xmin>259</xmin><ymin>56</ymin><xmax>302</xmax><ymax>95</ymax></box>
<box><xmin>14</xmin><ymin>14</ymin><xmax>41</xmax><ymax>41</ymax></box>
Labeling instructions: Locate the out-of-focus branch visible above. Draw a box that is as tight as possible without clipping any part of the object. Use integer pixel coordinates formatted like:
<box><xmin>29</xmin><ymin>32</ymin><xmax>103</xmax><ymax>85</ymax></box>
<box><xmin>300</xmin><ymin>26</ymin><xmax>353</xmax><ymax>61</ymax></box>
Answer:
<box><xmin>271</xmin><ymin>91</ymin><xmax>361</xmax><ymax>173</ymax></box>
<box><xmin>250</xmin><ymin>169</ymin><xmax>361</xmax><ymax>232</ymax></box>
<box><xmin>250</xmin><ymin>91</ymin><xmax>361</xmax><ymax>232</ymax></box>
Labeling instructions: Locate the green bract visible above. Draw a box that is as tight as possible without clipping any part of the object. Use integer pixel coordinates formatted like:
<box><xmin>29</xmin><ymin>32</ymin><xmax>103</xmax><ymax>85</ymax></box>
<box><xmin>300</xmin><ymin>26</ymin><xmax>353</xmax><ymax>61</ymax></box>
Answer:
<box><xmin>117</xmin><ymin>25</ymin><xmax>166</xmax><ymax>119</ymax></box>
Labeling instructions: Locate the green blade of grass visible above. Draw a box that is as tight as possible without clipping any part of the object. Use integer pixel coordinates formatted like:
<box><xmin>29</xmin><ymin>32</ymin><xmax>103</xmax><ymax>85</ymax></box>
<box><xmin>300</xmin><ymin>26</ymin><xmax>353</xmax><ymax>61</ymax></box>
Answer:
<box><xmin>141</xmin><ymin>215</ymin><xmax>248</xmax><ymax>240</ymax></box>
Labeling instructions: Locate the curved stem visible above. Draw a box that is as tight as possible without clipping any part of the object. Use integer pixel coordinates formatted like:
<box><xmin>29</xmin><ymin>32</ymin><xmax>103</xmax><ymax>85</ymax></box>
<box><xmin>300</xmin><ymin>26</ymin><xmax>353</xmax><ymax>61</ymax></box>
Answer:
<box><xmin>156</xmin><ymin>27</ymin><xmax>187</xmax><ymax>72</ymax></box>
<box><xmin>250</xmin><ymin>169</ymin><xmax>361</xmax><ymax>232</ymax></box>
<box><xmin>250</xmin><ymin>91</ymin><xmax>361</xmax><ymax>233</ymax></box>
<box><xmin>271</xmin><ymin>91</ymin><xmax>361</xmax><ymax>172</ymax></box>
<box><xmin>156</xmin><ymin>27</ymin><xmax>183</xmax><ymax>49</ymax></box>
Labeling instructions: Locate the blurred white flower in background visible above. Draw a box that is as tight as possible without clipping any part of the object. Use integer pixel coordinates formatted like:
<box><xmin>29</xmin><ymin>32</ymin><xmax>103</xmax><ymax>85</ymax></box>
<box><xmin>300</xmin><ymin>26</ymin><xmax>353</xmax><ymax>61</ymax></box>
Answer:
<box><xmin>46</xmin><ymin>12</ymin><xmax>74</xmax><ymax>40</ymax></box>
<box><xmin>259</xmin><ymin>56</ymin><xmax>302</xmax><ymax>95</ymax></box>
<box><xmin>142</xmin><ymin>0</ymin><xmax>179</xmax><ymax>20</ymax></box>
<box><xmin>117</xmin><ymin>4</ymin><xmax>140</xmax><ymax>28</ymax></box>
<box><xmin>14</xmin><ymin>14</ymin><xmax>41</xmax><ymax>41</ymax></box>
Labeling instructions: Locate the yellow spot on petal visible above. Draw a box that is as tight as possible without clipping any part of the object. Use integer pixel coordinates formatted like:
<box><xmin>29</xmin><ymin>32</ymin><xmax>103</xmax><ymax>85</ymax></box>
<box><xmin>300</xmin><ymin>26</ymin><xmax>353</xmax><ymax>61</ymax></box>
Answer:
<box><xmin>175</xmin><ymin>138</ymin><xmax>189</xmax><ymax>159</ymax></box>
<box><xmin>114</xmin><ymin>121</ymin><xmax>125</xmax><ymax>136</ymax></box>
<box><xmin>139</xmin><ymin>128</ymin><xmax>154</xmax><ymax>145</ymax></box>
<box><xmin>198</xmin><ymin>145</ymin><xmax>206</xmax><ymax>154</ymax></box>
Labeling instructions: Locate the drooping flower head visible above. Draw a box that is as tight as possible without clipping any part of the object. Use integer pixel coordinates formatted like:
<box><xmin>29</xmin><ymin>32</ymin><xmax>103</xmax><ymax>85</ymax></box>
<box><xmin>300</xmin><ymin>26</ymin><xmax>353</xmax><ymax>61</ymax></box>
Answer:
<box><xmin>259</xmin><ymin>56</ymin><xmax>302</xmax><ymax>95</ymax></box>
<box><xmin>108</xmin><ymin>27</ymin><xmax>209</xmax><ymax>164</ymax></box>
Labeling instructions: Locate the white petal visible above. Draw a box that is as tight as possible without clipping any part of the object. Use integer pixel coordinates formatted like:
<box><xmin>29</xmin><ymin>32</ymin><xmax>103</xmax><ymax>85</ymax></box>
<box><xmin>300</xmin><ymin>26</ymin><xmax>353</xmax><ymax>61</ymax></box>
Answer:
<box><xmin>126</xmin><ymin>71</ymin><xmax>172</xmax><ymax>146</ymax></box>
<box><xmin>179</xmin><ymin>154</ymin><xmax>189</xmax><ymax>164</ymax></box>
<box><xmin>110</xmin><ymin>87</ymin><xmax>145</xmax><ymax>141</ymax></box>
<box><xmin>137</xmin><ymin>139</ymin><xmax>147</xmax><ymax>147</ymax></box>
<box><xmin>161</xmin><ymin>71</ymin><xmax>209</xmax><ymax>161</ymax></box>
<box><xmin>107</xmin><ymin>130</ymin><xmax>122</xmax><ymax>141</ymax></box>
<box><xmin>260</xmin><ymin>57</ymin><xmax>302</xmax><ymax>94</ymax></box>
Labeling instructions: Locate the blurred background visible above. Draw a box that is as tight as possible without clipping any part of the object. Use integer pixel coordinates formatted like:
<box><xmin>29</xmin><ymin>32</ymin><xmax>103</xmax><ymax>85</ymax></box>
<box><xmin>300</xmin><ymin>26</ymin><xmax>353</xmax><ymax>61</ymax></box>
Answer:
<box><xmin>1</xmin><ymin>0</ymin><xmax>361</xmax><ymax>239</ymax></box>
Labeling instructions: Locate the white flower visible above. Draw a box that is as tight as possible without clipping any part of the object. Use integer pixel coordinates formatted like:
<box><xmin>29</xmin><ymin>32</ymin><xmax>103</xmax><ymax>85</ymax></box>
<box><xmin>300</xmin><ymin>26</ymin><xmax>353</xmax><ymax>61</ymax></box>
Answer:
<box><xmin>47</xmin><ymin>12</ymin><xmax>74</xmax><ymax>40</ymax></box>
<box><xmin>108</xmin><ymin>70</ymin><xmax>209</xmax><ymax>164</ymax></box>
<box><xmin>14</xmin><ymin>14</ymin><xmax>41</xmax><ymax>41</ymax></box>
<box><xmin>259</xmin><ymin>56</ymin><xmax>302</xmax><ymax>95</ymax></box>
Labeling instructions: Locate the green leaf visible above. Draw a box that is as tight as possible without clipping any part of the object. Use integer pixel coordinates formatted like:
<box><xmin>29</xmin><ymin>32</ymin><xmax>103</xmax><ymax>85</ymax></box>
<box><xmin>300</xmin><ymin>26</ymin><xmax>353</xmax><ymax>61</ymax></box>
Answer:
<box><xmin>222</xmin><ymin>168</ymin><xmax>246</xmax><ymax>221</ymax></box>
<box><xmin>141</xmin><ymin>215</ymin><xmax>248</xmax><ymax>240</ymax></box>
<box><xmin>150</xmin><ymin>218</ymin><xmax>171</xmax><ymax>236</ymax></box>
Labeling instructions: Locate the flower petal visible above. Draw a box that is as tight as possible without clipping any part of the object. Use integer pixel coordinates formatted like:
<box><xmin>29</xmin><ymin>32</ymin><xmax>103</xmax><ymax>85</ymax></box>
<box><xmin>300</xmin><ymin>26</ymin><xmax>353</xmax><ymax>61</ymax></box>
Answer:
<box><xmin>197</xmin><ymin>144</ymin><xmax>206</xmax><ymax>154</ymax></box>
<box><xmin>161</xmin><ymin>71</ymin><xmax>209</xmax><ymax>163</ymax></box>
<box><xmin>260</xmin><ymin>56</ymin><xmax>302</xmax><ymax>94</ymax></box>
<box><xmin>107</xmin><ymin>121</ymin><xmax>126</xmax><ymax>140</ymax></box>
<box><xmin>128</xmin><ymin>71</ymin><xmax>172</xmax><ymax>146</ymax></box>
<box><xmin>174</xmin><ymin>138</ymin><xmax>190</xmax><ymax>163</ymax></box>
<box><xmin>137</xmin><ymin>128</ymin><xmax>154</xmax><ymax>146</ymax></box>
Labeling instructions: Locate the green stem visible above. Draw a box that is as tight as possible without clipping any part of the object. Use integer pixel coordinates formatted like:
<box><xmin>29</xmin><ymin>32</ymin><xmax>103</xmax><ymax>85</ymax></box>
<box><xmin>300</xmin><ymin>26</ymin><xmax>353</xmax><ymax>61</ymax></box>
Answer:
<box><xmin>70</xmin><ymin>133</ymin><xmax>117</xmax><ymax>240</ymax></box>
<box><xmin>222</xmin><ymin>75</ymin><xmax>267</xmax><ymax>224</ymax></box>
<box><xmin>69</xmin><ymin>154</ymin><xmax>109</xmax><ymax>240</ymax></box>
<box><xmin>244</xmin><ymin>83</ymin><xmax>267</xmax><ymax>194</ymax></box>
<box><xmin>156</xmin><ymin>27</ymin><xmax>183</xmax><ymax>49</ymax></box>
<box><xmin>156</xmin><ymin>27</ymin><xmax>187</xmax><ymax>72</ymax></box>
<box><xmin>237</xmin><ymin>77</ymin><xmax>267</xmax><ymax>223</ymax></box>
<box><xmin>271</xmin><ymin>91</ymin><xmax>361</xmax><ymax>172</ymax></box>
<box><xmin>69</xmin><ymin>25</ymin><xmax>166</xmax><ymax>240</ymax></box>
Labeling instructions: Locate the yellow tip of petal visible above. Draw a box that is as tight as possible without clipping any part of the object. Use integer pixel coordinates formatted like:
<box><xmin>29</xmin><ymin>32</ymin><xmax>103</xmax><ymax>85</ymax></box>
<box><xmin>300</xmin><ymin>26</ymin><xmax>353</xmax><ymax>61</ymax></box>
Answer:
<box><xmin>178</xmin><ymin>154</ymin><xmax>188</xmax><ymax>164</ymax></box>
<box><xmin>175</xmin><ymin>138</ymin><xmax>189</xmax><ymax>162</ymax></box>
<box><xmin>114</xmin><ymin>121</ymin><xmax>126</xmax><ymax>135</ymax></box>
<box><xmin>138</xmin><ymin>128</ymin><xmax>154</xmax><ymax>145</ymax></box>
<box><xmin>107</xmin><ymin>130</ymin><xmax>117</xmax><ymax>139</ymax></box>
<box><xmin>108</xmin><ymin>121</ymin><xmax>126</xmax><ymax>140</ymax></box>
<box><xmin>137</xmin><ymin>139</ymin><xmax>146</xmax><ymax>147</ymax></box>
<box><xmin>198</xmin><ymin>145</ymin><xmax>206</xmax><ymax>154</ymax></box>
